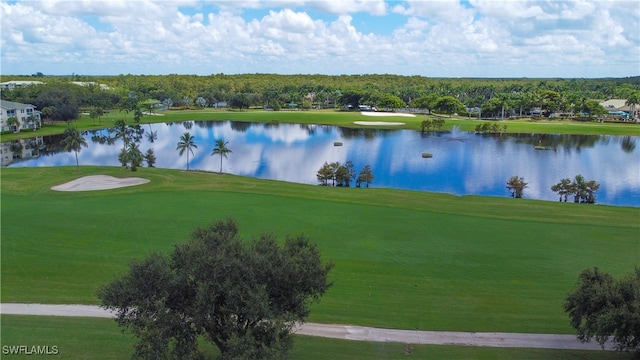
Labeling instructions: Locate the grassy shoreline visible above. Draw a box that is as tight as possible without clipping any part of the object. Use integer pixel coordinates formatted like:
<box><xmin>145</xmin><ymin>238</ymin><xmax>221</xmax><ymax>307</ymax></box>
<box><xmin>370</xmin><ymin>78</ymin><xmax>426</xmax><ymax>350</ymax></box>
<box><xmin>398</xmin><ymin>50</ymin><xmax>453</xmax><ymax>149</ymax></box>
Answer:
<box><xmin>2</xmin><ymin>108</ymin><xmax>639</xmax><ymax>142</ymax></box>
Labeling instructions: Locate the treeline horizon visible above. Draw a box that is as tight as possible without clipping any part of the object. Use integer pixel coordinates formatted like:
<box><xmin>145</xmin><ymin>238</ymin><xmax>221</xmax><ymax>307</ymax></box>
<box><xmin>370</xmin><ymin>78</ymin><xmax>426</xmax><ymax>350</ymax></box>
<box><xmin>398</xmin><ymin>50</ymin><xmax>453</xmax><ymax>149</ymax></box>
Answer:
<box><xmin>2</xmin><ymin>73</ymin><xmax>639</xmax><ymax>121</ymax></box>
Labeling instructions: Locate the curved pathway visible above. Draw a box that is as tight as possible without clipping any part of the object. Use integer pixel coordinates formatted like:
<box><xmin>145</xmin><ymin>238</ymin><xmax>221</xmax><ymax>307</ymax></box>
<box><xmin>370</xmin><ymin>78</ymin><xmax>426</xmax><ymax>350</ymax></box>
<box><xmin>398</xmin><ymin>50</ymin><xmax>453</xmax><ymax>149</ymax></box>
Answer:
<box><xmin>0</xmin><ymin>303</ymin><xmax>609</xmax><ymax>351</ymax></box>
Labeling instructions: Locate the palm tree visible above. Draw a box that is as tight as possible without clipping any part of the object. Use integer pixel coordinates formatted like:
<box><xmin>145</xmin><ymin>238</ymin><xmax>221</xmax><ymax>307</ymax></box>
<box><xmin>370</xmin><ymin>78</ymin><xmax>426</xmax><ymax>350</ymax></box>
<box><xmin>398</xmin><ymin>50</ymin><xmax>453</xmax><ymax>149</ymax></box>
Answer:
<box><xmin>625</xmin><ymin>90</ymin><xmax>640</xmax><ymax>122</ymax></box>
<box><xmin>176</xmin><ymin>132</ymin><xmax>197</xmax><ymax>171</ymax></box>
<box><xmin>211</xmin><ymin>139</ymin><xmax>232</xmax><ymax>174</ymax></box>
<box><xmin>124</xmin><ymin>142</ymin><xmax>143</xmax><ymax>171</ymax></box>
<box><xmin>61</xmin><ymin>127</ymin><xmax>88</xmax><ymax>171</ymax></box>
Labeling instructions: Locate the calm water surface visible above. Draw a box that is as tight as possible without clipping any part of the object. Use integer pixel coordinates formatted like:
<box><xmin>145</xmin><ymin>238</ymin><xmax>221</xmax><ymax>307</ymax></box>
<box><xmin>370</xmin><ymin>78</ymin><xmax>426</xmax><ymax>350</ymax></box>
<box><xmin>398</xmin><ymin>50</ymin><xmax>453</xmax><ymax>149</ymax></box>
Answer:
<box><xmin>6</xmin><ymin>121</ymin><xmax>640</xmax><ymax>207</ymax></box>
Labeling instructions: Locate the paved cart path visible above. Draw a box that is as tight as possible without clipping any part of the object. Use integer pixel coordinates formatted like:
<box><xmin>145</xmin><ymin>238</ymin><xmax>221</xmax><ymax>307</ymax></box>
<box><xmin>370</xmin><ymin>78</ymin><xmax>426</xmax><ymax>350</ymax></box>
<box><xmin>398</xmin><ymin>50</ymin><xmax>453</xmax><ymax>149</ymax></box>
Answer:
<box><xmin>0</xmin><ymin>303</ymin><xmax>611</xmax><ymax>351</ymax></box>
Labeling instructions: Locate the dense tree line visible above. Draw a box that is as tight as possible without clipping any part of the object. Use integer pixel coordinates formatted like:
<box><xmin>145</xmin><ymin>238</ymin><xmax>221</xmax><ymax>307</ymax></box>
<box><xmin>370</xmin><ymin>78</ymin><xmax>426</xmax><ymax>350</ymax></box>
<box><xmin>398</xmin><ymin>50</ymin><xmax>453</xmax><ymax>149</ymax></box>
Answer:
<box><xmin>551</xmin><ymin>175</ymin><xmax>600</xmax><ymax>203</ymax></box>
<box><xmin>504</xmin><ymin>175</ymin><xmax>600</xmax><ymax>203</ymax></box>
<box><xmin>2</xmin><ymin>74</ymin><xmax>639</xmax><ymax>121</ymax></box>
<box><xmin>316</xmin><ymin>161</ymin><xmax>374</xmax><ymax>188</ymax></box>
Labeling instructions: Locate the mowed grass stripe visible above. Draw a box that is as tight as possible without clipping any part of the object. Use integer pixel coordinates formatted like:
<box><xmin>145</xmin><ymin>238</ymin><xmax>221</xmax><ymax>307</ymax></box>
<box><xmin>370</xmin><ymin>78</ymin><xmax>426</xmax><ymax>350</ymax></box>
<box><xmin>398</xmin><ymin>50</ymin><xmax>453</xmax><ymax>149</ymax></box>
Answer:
<box><xmin>1</xmin><ymin>167</ymin><xmax>638</xmax><ymax>334</ymax></box>
<box><xmin>0</xmin><ymin>315</ymin><xmax>631</xmax><ymax>360</ymax></box>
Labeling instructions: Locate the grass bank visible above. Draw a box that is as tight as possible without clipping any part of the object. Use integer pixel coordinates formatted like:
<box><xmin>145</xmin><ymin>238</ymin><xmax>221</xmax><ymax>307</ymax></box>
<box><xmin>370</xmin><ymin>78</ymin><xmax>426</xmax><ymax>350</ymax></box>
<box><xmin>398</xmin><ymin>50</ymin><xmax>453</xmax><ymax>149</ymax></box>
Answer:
<box><xmin>2</xmin><ymin>108</ymin><xmax>639</xmax><ymax>142</ymax></box>
<box><xmin>1</xmin><ymin>315</ymin><xmax>630</xmax><ymax>360</ymax></box>
<box><xmin>2</xmin><ymin>166</ymin><xmax>638</xmax><ymax>335</ymax></box>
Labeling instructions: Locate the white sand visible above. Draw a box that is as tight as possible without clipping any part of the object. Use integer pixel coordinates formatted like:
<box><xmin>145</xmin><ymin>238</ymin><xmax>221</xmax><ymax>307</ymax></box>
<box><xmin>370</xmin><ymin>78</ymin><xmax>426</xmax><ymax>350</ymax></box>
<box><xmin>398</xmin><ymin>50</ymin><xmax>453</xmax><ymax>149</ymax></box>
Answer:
<box><xmin>354</xmin><ymin>111</ymin><xmax>415</xmax><ymax>126</ymax></box>
<box><xmin>51</xmin><ymin>175</ymin><xmax>150</xmax><ymax>192</ymax></box>
<box><xmin>354</xmin><ymin>121</ymin><xmax>406</xmax><ymax>126</ymax></box>
<box><xmin>360</xmin><ymin>112</ymin><xmax>416</xmax><ymax>118</ymax></box>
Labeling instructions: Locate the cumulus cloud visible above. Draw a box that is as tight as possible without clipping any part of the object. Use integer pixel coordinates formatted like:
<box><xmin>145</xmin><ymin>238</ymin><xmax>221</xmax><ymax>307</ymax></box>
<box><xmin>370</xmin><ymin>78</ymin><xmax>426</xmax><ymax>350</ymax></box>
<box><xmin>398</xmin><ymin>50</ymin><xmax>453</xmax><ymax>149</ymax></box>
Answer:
<box><xmin>0</xmin><ymin>0</ymin><xmax>638</xmax><ymax>77</ymax></box>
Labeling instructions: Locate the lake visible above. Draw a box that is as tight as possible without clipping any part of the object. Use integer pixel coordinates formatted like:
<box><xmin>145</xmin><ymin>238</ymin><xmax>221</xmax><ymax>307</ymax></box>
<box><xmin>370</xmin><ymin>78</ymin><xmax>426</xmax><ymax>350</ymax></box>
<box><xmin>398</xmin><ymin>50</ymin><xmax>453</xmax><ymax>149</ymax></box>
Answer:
<box><xmin>4</xmin><ymin>120</ymin><xmax>639</xmax><ymax>207</ymax></box>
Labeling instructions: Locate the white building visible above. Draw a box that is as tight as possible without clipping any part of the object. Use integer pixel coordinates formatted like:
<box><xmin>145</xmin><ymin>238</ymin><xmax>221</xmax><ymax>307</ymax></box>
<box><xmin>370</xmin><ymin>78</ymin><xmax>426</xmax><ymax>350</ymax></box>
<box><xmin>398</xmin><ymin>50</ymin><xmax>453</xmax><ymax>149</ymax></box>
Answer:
<box><xmin>71</xmin><ymin>81</ymin><xmax>111</xmax><ymax>90</ymax></box>
<box><xmin>1</xmin><ymin>100</ymin><xmax>42</xmax><ymax>133</ymax></box>
<box><xmin>0</xmin><ymin>80</ymin><xmax>44</xmax><ymax>91</ymax></box>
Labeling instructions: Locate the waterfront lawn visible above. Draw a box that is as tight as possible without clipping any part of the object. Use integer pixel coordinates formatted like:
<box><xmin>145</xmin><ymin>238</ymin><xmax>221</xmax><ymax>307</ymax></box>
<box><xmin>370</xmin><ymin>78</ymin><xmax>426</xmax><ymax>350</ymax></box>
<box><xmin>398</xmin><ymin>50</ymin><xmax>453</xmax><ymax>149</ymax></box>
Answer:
<box><xmin>1</xmin><ymin>315</ymin><xmax>630</xmax><ymax>360</ymax></box>
<box><xmin>2</xmin><ymin>108</ymin><xmax>639</xmax><ymax>142</ymax></box>
<box><xmin>1</xmin><ymin>167</ymin><xmax>639</xmax><ymax>335</ymax></box>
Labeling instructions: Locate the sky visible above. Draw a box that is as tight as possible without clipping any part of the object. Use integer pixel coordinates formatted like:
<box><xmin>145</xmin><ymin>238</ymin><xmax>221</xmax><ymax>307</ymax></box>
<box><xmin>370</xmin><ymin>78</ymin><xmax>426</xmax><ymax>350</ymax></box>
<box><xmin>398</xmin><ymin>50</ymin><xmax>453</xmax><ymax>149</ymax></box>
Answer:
<box><xmin>1</xmin><ymin>0</ymin><xmax>639</xmax><ymax>78</ymax></box>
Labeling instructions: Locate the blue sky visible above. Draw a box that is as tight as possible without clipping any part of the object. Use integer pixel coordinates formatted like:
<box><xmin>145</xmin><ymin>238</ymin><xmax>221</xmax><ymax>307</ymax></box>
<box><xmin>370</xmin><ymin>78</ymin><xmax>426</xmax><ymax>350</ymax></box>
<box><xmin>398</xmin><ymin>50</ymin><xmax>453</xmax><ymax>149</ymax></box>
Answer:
<box><xmin>1</xmin><ymin>0</ymin><xmax>638</xmax><ymax>78</ymax></box>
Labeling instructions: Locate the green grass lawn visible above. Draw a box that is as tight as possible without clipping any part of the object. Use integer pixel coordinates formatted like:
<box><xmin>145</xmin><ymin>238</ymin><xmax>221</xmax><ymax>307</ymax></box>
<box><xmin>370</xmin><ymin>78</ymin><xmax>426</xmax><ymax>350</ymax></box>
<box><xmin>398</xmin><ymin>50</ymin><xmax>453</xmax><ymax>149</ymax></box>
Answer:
<box><xmin>2</xmin><ymin>166</ymin><xmax>638</xmax><ymax>337</ymax></box>
<box><xmin>1</xmin><ymin>315</ymin><xmax>631</xmax><ymax>360</ymax></box>
<box><xmin>2</xmin><ymin>108</ymin><xmax>639</xmax><ymax>142</ymax></box>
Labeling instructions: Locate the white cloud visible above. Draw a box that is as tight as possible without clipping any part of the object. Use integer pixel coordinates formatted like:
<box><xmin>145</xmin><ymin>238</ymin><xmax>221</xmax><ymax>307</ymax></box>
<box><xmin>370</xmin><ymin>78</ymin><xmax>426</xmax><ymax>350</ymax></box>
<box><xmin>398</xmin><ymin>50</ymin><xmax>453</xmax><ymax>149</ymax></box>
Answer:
<box><xmin>308</xmin><ymin>0</ymin><xmax>387</xmax><ymax>16</ymax></box>
<box><xmin>0</xmin><ymin>0</ymin><xmax>638</xmax><ymax>77</ymax></box>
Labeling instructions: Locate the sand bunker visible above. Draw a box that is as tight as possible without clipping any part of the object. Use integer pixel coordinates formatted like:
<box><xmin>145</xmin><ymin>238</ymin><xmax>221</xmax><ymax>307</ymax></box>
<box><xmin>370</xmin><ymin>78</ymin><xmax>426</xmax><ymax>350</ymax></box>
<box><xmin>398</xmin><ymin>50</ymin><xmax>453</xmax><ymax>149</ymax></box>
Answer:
<box><xmin>354</xmin><ymin>121</ymin><xmax>406</xmax><ymax>126</ymax></box>
<box><xmin>51</xmin><ymin>175</ymin><xmax>150</xmax><ymax>192</ymax></box>
<box><xmin>360</xmin><ymin>111</ymin><xmax>416</xmax><ymax>118</ymax></box>
<box><xmin>354</xmin><ymin>111</ymin><xmax>415</xmax><ymax>126</ymax></box>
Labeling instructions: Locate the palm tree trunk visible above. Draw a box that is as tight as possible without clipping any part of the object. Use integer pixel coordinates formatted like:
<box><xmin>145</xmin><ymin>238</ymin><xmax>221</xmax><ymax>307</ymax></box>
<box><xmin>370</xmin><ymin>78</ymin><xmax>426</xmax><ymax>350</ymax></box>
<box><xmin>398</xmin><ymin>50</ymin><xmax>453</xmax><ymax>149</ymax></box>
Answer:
<box><xmin>75</xmin><ymin>150</ymin><xmax>79</xmax><ymax>171</ymax></box>
<box><xmin>220</xmin><ymin>156</ymin><xmax>223</xmax><ymax>174</ymax></box>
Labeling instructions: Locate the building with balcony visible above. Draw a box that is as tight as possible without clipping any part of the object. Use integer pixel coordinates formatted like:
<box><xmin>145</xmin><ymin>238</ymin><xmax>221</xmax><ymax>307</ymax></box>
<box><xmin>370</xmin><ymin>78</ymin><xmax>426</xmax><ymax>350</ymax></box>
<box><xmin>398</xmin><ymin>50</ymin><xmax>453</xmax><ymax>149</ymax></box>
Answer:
<box><xmin>1</xmin><ymin>100</ymin><xmax>42</xmax><ymax>133</ymax></box>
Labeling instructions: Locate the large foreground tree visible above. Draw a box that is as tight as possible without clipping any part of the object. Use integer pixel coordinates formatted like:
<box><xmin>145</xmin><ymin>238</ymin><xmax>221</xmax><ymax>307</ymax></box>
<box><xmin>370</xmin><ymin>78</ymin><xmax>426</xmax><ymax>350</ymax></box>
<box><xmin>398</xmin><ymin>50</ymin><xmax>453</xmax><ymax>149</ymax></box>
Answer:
<box><xmin>564</xmin><ymin>267</ymin><xmax>640</xmax><ymax>353</ymax></box>
<box><xmin>98</xmin><ymin>218</ymin><xmax>333</xmax><ymax>359</ymax></box>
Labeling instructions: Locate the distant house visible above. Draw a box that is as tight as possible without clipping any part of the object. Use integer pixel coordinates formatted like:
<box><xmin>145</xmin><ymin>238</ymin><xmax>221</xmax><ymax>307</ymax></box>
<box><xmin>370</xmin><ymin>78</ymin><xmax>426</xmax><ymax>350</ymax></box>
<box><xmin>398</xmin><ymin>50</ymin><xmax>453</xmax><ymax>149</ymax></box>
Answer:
<box><xmin>599</xmin><ymin>99</ymin><xmax>636</xmax><ymax>121</ymax></box>
<box><xmin>70</xmin><ymin>81</ymin><xmax>111</xmax><ymax>90</ymax></box>
<box><xmin>0</xmin><ymin>80</ymin><xmax>44</xmax><ymax>91</ymax></box>
<box><xmin>212</xmin><ymin>101</ymin><xmax>227</xmax><ymax>108</ymax></box>
<box><xmin>0</xmin><ymin>100</ymin><xmax>42</xmax><ymax>133</ymax></box>
<box><xmin>599</xmin><ymin>99</ymin><xmax>629</xmax><ymax>111</ymax></box>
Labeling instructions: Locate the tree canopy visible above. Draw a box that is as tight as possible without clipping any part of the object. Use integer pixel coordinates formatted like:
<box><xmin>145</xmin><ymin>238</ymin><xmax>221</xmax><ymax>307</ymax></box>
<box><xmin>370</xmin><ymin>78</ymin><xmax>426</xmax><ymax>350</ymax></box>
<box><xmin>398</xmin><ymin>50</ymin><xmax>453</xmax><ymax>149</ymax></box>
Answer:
<box><xmin>564</xmin><ymin>267</ymin><xmax>640</xmax><ymax>353</ymax></box>
<box><xmin>551</xmin><ymin>175</ymin><xmax>600</xmax><ymax>204</ymax></box>
<box><xmin>98</xmin><ymin>218</ymin><xmax>333</xmax><ymax>360</ymax></box>
<box><xmin>1</xmin><ymin>74</ymin><xmax>638</xmax><ymax>120</ymax></box>
<box><xmin>506</xmin><ymin>176</ymin><xmax>528</xmax><ymax>198</ymax></box>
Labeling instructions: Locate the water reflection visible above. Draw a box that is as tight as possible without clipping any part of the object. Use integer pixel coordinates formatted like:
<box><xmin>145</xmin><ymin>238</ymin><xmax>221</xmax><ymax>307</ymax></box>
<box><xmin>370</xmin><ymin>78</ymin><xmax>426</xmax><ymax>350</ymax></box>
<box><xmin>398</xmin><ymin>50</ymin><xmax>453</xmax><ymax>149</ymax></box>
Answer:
<box><xmin>5</xmin><ymin>121</ymin><xmax>639</xmax><ymax>207</ymax></box>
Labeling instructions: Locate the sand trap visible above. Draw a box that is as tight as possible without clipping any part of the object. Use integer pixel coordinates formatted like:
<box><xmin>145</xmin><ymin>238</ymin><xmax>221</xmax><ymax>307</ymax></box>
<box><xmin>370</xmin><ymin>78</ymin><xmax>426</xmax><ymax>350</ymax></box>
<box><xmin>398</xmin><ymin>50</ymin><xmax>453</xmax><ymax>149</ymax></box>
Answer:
<box><xmin>360</xmin><ymin>112</ymin><xmax>416</xmax><ymax>118</ymax></box>
<box><xmin>354</xmin><ymin>121</ymin><xmax>406</xmax><ymax>126</ymax></box>
<box><xmin>51</xmin><ymin>175</ymin><xmax>150</xmax><ymax>192</ymax></box>
<box><xmin>355</xmin><ymin>112</ymin><xmax>414</xmax><ymax>125</ymax></box>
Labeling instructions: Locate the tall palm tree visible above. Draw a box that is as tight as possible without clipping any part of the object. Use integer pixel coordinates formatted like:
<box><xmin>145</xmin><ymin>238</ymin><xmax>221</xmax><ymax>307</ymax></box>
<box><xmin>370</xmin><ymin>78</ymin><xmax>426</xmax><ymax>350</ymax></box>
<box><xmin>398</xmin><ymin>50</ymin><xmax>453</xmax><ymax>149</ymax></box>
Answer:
<box><xmin>176</xmin><ymin>132</ymin><xmax>197</xmax><ymax>171</ymax></box>
<box><xmin>625</xmin><ymin>90</ymin><xmax>640</xmax><ymax>122</ymax></box>
<box><xmin>211</xmin><ymin>139</ymin><xmax>232</xmax><ymax>174</ymax></box>
<box><xmin>61</xmin><ymin>127</ymin><xmax>88</xmax><ymax>171</ymax></box>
